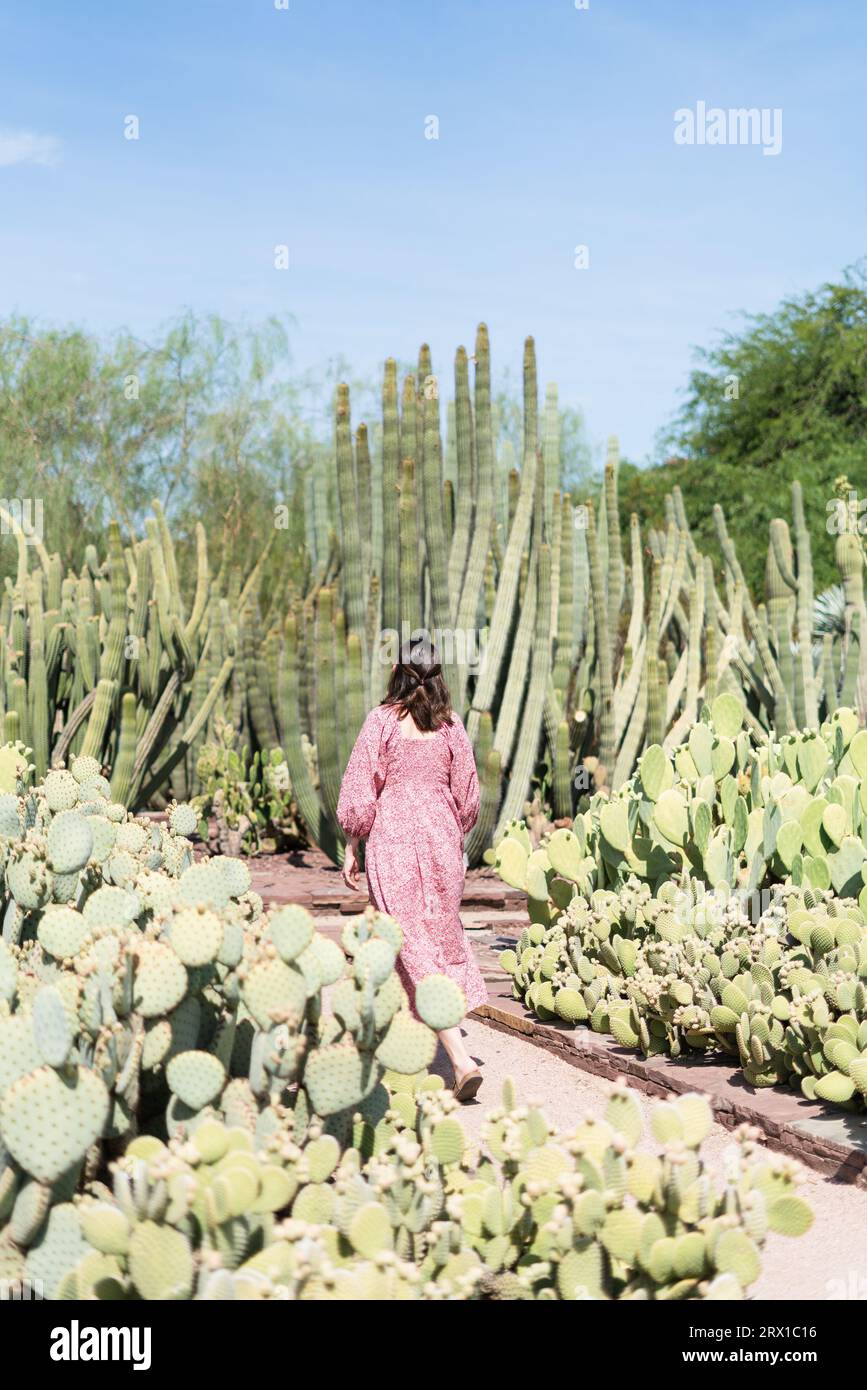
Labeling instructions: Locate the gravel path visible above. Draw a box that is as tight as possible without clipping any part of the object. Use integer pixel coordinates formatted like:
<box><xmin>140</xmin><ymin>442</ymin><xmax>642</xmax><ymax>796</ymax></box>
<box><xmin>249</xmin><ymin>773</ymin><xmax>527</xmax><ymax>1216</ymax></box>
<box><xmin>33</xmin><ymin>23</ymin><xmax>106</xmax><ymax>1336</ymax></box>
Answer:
<box><xmin>430</xmin><ymin>1018</ymin><xmax>867</xmax><ymax>1301</ymax></box>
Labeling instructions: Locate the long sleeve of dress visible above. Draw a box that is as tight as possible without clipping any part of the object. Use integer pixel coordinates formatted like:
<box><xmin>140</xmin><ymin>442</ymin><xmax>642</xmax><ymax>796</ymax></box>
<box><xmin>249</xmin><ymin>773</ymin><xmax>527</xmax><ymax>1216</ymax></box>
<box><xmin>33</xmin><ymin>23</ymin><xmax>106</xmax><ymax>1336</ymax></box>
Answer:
<box><xmin>447</xmin><ymin>716</ymin><xmax>480</xmax><ymax>833</ymax></box>
<box><xmin>337</xmin><ymin>709</ymin><xmax>384</xmax><ymax>839</ymax></box>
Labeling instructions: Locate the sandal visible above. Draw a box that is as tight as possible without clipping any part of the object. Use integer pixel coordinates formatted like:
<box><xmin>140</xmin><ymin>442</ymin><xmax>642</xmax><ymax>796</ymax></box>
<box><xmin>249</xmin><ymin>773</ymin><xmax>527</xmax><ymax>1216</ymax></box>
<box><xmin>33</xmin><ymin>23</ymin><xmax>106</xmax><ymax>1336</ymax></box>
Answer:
<box><xmin>453</xmin><ymin>1068</ymin><xmax>483</xmax><ymax>1103</ymax></box>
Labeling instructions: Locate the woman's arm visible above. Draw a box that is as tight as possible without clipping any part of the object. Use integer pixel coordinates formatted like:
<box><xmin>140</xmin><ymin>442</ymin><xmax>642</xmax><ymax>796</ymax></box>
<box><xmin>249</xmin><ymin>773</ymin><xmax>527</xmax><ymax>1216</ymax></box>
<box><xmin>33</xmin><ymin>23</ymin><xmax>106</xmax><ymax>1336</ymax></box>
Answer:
<box><xmin>337</xmin><ymin>711</ymin><xmax>382</xmax><ymax>840</ymax></box>
<box><xmin>338</xmin><ymin>710</ymin><xmax>385</xmax><ymax>889</ymax></box>
<box><xmin>448</xmin><ymin>716</ymin><xmax>481</xmax><ymax>833</ymax></box>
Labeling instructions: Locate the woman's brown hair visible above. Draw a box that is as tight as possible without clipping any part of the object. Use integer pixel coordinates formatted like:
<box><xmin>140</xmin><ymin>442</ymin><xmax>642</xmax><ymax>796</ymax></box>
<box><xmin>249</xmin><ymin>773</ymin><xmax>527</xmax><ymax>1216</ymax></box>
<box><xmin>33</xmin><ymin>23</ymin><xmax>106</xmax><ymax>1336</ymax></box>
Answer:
<box><xmin>381</xmin><ymin>638</ymin><xmax>453</xmax><ymax>732</ymax></box>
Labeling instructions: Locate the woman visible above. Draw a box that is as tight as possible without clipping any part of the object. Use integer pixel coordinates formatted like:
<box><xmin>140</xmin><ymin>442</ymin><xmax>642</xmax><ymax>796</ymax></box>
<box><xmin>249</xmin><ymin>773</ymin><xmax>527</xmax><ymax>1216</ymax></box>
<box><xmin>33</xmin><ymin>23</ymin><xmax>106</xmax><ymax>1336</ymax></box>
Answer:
<box><xmin>337</xmin><ymin>642</ymin><xmax>487</xmax><ymax>1101</ymax></box>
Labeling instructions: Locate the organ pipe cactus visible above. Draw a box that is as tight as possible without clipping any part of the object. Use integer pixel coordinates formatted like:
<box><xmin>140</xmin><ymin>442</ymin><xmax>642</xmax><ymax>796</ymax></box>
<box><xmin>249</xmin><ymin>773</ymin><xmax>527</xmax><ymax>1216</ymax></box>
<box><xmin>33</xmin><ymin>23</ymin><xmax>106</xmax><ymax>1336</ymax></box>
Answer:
<box><xmin>4</xmin><ymin>332</ymin><xmax>862</xmax><ymax>868</ymax></box>
<box><xmin>0</xmin><ymin>505</ymin><xmax>234</xmax><ymax>811</ymax></box>
<box><xmin>181</xmin><ymin>359</ymin><xmax>867</xmax><ymax>857</ymax></box>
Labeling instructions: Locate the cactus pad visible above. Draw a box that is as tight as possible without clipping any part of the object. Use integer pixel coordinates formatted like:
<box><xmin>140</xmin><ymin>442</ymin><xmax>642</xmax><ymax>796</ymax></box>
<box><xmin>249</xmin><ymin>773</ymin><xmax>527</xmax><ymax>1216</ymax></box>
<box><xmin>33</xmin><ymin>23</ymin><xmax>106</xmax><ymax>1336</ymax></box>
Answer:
<box><xmin>133</xmin><ymin>941</ymin><xmax>188</xmax><ymax>1017</ymax></box>
<box><xmin>168</xmin><ymin>907</ymin><xmax>223</xmax><ymax>966</ymax></box>
<box><xmin>70</xmin><ymin>755</ymin><xmax>102</xmax><ymax>785</ymax></box>
<box><xmin>166</xmin><ymin>1049</ymin><xmax>226</xmax><ymax>1110</ymax></box>
<box><xmin>32</xmin><ymin>986</ymin><xmax>73</xmax><ymax>1068</ymax></box>
<box><xmin>353</xmin><ymin>937</ymin><xmax>396</xmax><ymax>988</ymax></box>
<box><xmin>414</xmin><ymin>974</ymin><xmax>466</xmax><ymax>1030</ymax></box>
<box><xmin>241</xmin><ymin>958</ymin><xmax>307</xmax><ymax>1029</ymax></box>
<box><xmin>267</xmin><ymin>904</ymin><xmax>315</xmax><ymax>962</ymax></box>
<box><xmin>128</xmin><ymin>1220</ymin><xmax>194</xmax><ymax>1300</ymax></box>
<box><xmin>303</xmin><ymin>1042</ymin><xmax>380</xmax><ymax>1116</ymax></box>
<box><xmin>169</xmin><ymin>803</ymin><xmax>199</xmax><ymax>837</ymax></box>
<box><xmin>37</xmin><ymin>906</ymin><xmax>90</xmax><ymax>960</ymax></box>
<box><xmin>43</xmin><ymin>771</ymin><xmax>80</xmax><ymax>813</ymax></box>
<box><xmin>1</xmin><ymin>1065</ymin><xmax>110</xmax><ymax>1183</ymax></box>
<box><xmin>375</xmin><ymin>1012</ymin><xmax>437</xmax><ymax>1074</ymax></box>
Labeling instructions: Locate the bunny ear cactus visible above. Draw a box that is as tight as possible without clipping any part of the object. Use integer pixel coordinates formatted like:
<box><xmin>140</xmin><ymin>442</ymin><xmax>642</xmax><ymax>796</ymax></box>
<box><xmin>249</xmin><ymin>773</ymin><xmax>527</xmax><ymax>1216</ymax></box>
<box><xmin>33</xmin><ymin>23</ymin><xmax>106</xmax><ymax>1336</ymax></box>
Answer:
<box><xmin>495</xmin><ymin>699</ymin><xmax>867</xmax><ymax>1115</ymax></box>
<box><xmin>0</xmin><ymin>738</ymin><xmax>816</xmax><ymax>1302</ymax></box>
<box><xmin>476</xmin><ymin>1080</ymin><xmax>810</xmax><ymax>1301</ymax></box>
<box><xmin>505</xmin><ymin>697</ymin><xmax>867</xmax><ymax>914</ymax></box>
<box><xmin>42</xmin><ymin>1073</ymin><xmax>810</xmax><ymax>1301</ymax></box>
<box><xmin>194</xmin><ymin>725</ymin><xmax>304</xmax><ymax>857</ymax></box>
<box><xmin>0</xmin><ymin>741</ymin><xmax>470</xmax><ymax>1293</ymax></box>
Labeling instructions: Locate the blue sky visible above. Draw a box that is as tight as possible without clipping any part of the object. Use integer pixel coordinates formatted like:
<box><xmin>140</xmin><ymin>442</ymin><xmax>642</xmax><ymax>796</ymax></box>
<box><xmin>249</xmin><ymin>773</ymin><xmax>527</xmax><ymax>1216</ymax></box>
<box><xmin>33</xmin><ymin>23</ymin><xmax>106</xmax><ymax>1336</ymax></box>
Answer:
<box><xmin>1</xmin><ymin>0</ymin><xmax>864</xmax><ymax>463</ymax></box>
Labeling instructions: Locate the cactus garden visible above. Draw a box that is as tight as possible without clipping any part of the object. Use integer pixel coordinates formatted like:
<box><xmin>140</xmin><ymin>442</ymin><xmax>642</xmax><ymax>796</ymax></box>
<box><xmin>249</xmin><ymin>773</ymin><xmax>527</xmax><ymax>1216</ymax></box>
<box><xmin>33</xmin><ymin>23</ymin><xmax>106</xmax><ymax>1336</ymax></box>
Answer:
<box><xmin>6</xmin><ymin>0</ymin><xmax>867</xmax><ymax>1342</ymax></box>
<box><xmin>0</xmin><ymin>316</ymin><xmax>865</xmax><ymax>1304</ymax></box>
<box><xmin>0</xmin><ymin>742</ymin><xmax>817</xmax><ymax>1301</ymax></box>
<box><xmin>4</xmin><ymin>326</ymin><xmax>865</xmax><ymax>865</ymax></box>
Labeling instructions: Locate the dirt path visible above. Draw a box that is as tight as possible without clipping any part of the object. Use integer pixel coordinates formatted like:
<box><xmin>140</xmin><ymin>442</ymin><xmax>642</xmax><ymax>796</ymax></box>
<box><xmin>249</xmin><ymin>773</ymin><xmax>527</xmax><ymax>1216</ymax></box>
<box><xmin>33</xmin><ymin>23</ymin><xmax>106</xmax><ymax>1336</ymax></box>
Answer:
<box><xmin>430</xmin><ymin>1018</ymin><xmax>867</xmax><ymax>1301</ymax></box>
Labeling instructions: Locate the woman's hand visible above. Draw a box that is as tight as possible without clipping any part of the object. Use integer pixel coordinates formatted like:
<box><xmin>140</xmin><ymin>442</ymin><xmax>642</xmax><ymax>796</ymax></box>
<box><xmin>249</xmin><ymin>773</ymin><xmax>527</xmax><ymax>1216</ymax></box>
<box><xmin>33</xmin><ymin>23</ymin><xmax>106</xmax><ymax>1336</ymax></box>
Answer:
<box><xmin>342</xmin><ymin>841</ymin><xmax>361</xmax><ymax>891</ymax></box>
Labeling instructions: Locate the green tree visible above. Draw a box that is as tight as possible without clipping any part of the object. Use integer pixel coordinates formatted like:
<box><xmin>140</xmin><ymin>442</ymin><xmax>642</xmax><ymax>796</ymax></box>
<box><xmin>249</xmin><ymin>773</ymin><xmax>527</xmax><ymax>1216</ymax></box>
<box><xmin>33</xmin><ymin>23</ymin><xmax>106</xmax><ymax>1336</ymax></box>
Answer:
<box><xmin>0</xmin><ymin>312</ymin><xmax>317</xmax><ymax>583</ymax></box>
<box><xmin>621</xmin><ymin>262</ymin><xmax>867</xmax><ymax>593</ymax></box>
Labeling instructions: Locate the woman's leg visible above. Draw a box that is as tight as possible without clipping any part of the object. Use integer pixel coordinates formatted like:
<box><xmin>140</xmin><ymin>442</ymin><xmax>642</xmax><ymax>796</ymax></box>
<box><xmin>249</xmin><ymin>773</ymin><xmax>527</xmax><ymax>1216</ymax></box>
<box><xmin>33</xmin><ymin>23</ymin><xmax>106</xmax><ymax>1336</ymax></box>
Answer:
<box><xmin>438</xmin><ymin>1023</ymin><xmax>477</xmax><ymax>1082</ymax></box>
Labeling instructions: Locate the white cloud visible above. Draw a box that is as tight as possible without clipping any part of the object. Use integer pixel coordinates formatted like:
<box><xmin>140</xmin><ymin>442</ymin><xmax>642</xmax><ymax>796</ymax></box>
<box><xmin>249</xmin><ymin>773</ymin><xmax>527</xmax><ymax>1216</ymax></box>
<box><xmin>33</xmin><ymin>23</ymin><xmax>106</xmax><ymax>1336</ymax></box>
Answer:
<box><xmin>0</xmin><ymin>129</ymin><xmax>61</xmax><ymax>168</ymax></box>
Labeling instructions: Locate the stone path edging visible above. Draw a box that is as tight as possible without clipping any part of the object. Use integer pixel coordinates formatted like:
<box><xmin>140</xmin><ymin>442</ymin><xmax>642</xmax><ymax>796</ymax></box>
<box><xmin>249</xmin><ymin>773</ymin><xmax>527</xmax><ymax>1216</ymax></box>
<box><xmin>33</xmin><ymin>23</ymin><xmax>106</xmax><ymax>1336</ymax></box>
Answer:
<box><xmin>471</xmin><ymin>932</ymin><xmax>867</xmax><ymax>1186</ymax></box>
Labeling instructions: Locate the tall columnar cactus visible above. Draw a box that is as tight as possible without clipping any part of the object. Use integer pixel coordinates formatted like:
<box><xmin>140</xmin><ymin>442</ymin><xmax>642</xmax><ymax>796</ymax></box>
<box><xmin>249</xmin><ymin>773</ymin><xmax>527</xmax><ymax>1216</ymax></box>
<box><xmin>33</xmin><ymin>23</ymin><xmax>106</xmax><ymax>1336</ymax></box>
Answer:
<box><xmin>493</xmin><ymin>542</ymin><xmax>552</xmax><ymax>838</ymax></box>
<box><xmin>0</xmin><ymin>504</ymin><xmax>234</xmax><ymax>813</ymax></box>
<box><xmin>467</xmin><ymin>339</ymin><xmax>539</xmax><ymax>748</ymax></box>
<box><xmin>453</xmin><ymin>324</ymin><xmax>495</xmax><ymax>707</ymax></box>
<box><xmin>766</xmin><ymin>519</ymin><xmax>797</xmax><ymax>727</ymax></box>
<box><xmin>17</xmin><ymin>331</ymin><xmax>859</xmax><ymax>872</ymax></box>
<box><xmin>585</xmin><ymin>501</ymin><xmax>615</xmax><ymax>780</ymax></box>
<box><xmin>398</xmin><ymin>457</ymin><xmax>421</xmax><ymax>633</ymax></box>
<box><xmin>448</xmin><ymin>347</ymin><xmax>475</xmax><ymax>613</ymax></box>
<box><xmin>335</xmin><ymin>383</ymin><xmax>370</xmax><ymax>706</ymax></box>
<box><xmin>552</xmin><ymin>495</ymin><xmax>575</xmax><ymax>700</ymax></box>
<box><xmin>789</xmin><ymin>481</ymin><xmax>819</xmax><ymax>727</ymax></box>
<box><xmin>277</xmin><ymin>610</ymin><xmax>341</xmax><ymax>864</ymax></box>
<box><xmin>420</xmin><ymin>377</ymin><xmax>454</xmax><ymax>690</ymax></box>
<box><xmin>380</xmin><ymin>359</ymin><xmax>401</xmax><ymax>640</ymax></box>
<box><xmin>835</xmin><ymin>530</ymin><xmax>867</xmax><ymax>718</ymax></box>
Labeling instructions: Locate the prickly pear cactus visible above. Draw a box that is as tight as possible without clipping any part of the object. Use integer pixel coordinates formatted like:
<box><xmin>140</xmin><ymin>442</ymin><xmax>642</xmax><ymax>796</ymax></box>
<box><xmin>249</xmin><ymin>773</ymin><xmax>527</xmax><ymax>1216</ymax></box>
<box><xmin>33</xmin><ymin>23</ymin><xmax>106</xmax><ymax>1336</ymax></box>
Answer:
<box><xmin>0</xmin><ymin>741</ymin><xmax>815</xmax><ymax>1301</ymax></box>
<box><xmin>495</xmin><ymin>700</ymin><xmax>867</xmax><ymax>909</ymax></box>
<box><xmin>0</xmin><ymin>745</ymin><xmax>461</xmax><ymax>1296</ymax></box>
<box><xmin>493</xmin><ymin>702</ymin><xmax>867</xmax><ymax>1115</ymax></box>
<box><xmin>49</xmin><ymin>1079</ymin><xmax>810</xmax><ymax>1301</ymax></box>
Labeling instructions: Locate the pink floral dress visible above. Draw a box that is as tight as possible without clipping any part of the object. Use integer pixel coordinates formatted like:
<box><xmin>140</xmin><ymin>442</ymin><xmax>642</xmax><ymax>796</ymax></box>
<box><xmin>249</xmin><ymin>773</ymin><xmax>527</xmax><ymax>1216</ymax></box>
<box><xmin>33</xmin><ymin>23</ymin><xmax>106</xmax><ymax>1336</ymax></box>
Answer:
<box><xmin>337</xmin><ymin>705</ymin><xmax>488</xmax><ymax>1018</ymax></box>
